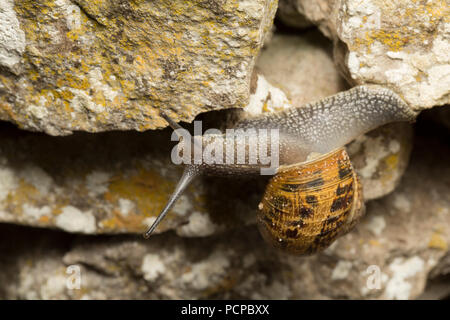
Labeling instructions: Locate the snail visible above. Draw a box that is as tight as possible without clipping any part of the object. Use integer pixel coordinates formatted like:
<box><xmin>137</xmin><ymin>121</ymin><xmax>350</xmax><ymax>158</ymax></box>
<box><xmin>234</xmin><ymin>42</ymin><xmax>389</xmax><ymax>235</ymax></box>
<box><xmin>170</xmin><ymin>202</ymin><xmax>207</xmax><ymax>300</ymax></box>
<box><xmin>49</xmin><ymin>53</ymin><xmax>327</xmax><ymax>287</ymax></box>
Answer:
<box><xmin>144</xmin><ymin>85</ymin><xmax>417</xmax><ymax>255</ymax></box>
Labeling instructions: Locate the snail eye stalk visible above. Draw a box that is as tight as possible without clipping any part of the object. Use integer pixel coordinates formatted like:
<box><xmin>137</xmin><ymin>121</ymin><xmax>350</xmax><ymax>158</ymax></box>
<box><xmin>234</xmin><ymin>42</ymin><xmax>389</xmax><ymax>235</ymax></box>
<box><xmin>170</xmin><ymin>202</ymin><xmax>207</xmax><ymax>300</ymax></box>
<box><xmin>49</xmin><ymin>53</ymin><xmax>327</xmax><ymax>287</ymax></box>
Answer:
<box><xmin>159</xmin><ymin>111</ymin><xmax>183</xmax><ymax>132</ymax></box>
<box><xmin>144</xmin><ymin>111</ymin><xmax>200</xmax><ymax>239</ymax></box>
<box><xmin>143</xmin><ymin>165</ymin><xmax>198</xmax><ymax>238</ymax></box>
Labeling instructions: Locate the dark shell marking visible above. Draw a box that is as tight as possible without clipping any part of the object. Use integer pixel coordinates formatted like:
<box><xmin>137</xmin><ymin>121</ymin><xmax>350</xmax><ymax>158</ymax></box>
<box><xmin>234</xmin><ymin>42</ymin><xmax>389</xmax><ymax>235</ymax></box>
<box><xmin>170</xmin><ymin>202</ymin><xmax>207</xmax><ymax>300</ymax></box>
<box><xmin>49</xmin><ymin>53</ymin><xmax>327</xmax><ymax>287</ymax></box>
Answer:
<box><xmin>257</xmin><ymin>148</ymin><xmax>364</xmax><ymax>255</ymax></box>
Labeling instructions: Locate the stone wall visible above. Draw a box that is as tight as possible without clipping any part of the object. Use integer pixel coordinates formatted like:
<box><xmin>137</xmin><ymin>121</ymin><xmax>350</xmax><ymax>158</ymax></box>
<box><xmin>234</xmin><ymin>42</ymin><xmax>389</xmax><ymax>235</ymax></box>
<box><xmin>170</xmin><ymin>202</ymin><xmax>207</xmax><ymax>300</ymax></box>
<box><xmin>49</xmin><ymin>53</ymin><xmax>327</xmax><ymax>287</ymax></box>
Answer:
<box><xmin>0</xmin><ymin>0</ymin><xmax>448</xmax><ymax>300</ymax></box>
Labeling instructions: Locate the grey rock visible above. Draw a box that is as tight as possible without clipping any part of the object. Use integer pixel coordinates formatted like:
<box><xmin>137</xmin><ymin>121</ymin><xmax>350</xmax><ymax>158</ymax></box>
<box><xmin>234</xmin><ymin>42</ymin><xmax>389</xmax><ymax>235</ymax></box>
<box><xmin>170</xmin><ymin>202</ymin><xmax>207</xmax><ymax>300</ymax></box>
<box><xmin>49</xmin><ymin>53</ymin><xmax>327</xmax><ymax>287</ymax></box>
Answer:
<box><xmin>277</xmin><ymin>0</ymin><xmax>450</xmax><ymax>109</ymax></box>
<box><xmin>0</xmin><ymin>0</ymin><xmax>277</xmax><ymax>135</ymax></box>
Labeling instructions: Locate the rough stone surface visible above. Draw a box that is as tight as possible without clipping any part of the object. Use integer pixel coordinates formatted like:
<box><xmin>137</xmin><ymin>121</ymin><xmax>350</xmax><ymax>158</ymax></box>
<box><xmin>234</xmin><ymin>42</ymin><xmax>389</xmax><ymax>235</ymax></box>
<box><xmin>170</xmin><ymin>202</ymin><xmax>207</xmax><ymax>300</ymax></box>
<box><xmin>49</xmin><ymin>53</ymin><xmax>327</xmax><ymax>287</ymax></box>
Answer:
<box><xmin>276</xmin><ymin>0</ymin><xmax>315</xmax><ymax>29</ymax></box>
<box><xmin>346</xmin><ymin>122</ymin><xmax>413</xmax><ymax>201</ymax></box>
<box><xmin>0</xmin><ymin>122</ymin><xmax>259</xmax><ymax>236</ymax></box>
<box><xmin>277</xmin><ymin>0</ymin><xmax>450</xmax><ymax>109</ymax></box>
<box><xmin>0</xmin><ymin>116</ymin><xmax>448</xmax><ymax>299</ymax></box>
<box><xmin>277</xmin><ymin>0</ymin><xmax>332</xmax><ymax>34</ymax></box>
<box><xmin>254</xmin><ymin>31</ymin><xmax>348</xmax><ymax>109</ymax></box>
<box><xmin>418</xmin><ymin>253</ymin><xmax>450</xmax><ymax>299</ymax></box>
<box><xmin>0</xmin><ymin>0</ymin><xmax>277</xmax><ymax>135</ymax></box>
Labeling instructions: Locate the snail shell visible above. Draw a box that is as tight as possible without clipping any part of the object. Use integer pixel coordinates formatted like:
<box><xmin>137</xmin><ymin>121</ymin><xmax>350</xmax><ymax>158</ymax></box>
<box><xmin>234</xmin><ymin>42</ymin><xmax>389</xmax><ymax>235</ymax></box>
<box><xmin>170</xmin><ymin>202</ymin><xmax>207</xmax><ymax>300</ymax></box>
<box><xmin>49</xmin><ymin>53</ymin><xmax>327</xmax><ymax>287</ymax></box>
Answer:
<box><xmin>257</xmin><ymin>148</ymin><xmax>364</xmax><ymax>255</ymax></box>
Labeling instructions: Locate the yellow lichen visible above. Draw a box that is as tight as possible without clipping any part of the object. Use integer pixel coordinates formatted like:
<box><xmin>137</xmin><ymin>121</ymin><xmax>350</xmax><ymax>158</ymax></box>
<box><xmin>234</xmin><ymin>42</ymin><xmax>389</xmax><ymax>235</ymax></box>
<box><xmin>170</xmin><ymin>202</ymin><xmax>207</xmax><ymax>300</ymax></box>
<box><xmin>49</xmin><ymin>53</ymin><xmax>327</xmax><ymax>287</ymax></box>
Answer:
<box><xmin>104</xmin><ymin>167</ymin><xmax>178</xmax><ymax>230</ymax></box>
<box><xmin>369</xmin><ymin>239</ymin><xmax>381</xmax><ymax>247</ymax></box>
<box><xmin>428</xmin><ymin>232</ymin><xmax>448</xmax><ymax>250</ymax></box>
<box><xmin>4</xmin><ymin>0</ymin><xmax>277</xmax><ymax>134</ymax></box>
<box><xmin>350</xmin><ymin>0</ymin><xmax>448</xmax><ymax>53</ymax></box>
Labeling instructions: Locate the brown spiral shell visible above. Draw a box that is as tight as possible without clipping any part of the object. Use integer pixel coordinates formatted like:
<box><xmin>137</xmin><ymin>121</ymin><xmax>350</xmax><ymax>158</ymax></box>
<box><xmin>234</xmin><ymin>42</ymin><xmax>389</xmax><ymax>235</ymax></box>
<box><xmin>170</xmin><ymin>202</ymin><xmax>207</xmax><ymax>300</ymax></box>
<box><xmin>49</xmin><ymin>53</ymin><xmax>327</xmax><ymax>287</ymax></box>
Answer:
<box><xmin>257</xmin><ymin>148</ymin><xmax>365</xmax><ymax>255</ymax></box>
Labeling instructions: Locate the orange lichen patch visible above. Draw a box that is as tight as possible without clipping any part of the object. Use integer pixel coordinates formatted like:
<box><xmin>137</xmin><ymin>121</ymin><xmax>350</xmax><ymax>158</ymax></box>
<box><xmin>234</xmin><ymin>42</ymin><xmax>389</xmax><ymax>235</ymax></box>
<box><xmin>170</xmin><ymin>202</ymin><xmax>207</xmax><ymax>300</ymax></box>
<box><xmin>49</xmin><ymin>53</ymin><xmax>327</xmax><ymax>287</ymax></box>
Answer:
<box><xmin>350</xmin><ymin>0</ymin><xmax>448</xmax><ymax>53</ymax></box>
<box><xmin>352</xmin><ymin>30</ymin><xmax>410</xmax><ymax>53</ymax></box>
<box><xmin>0</xmin><ymin>101</ymin><xmax>19</xmax><ymax>123</ymax></box>
<box><xmin>5</xmin><ymin>0</ymin><xmax>277</xmax><ymax>134</ymax></box>
<box><xmin>38</xmin><ymin>215</ymin><xmax>51</xmax><ymax>224</ymax></box>
<box><xmin>105</xmin><ymin>168</ymin><xmax>176</xmax><ymax>222</ymax></box>
<box><xmin>369</xmin><ymin>30</ymin><xmax>410</xmax><ymax>52</ymax></box>
<box><xmin>50</xmin><ymin>203</ymin><xmax>68</xmax><ymax>216</ymax></box>
<box><xmin>428</xmin><ymin>232</ymin><xmax>448</xmax><ymax>251</ymax></box>
<box><xmin>369</xmin><ymin>239</ymin><xmax>381</xmax><ymax>247</ymax></box>
<box><xmin>377</xmin><ymin>153</ymin><xmax>400</xmax><ymax>185</ymax></box>
<box><xmin>2</xmin><ymin>176</ymin><xmax>76</xmax><ymax>223</ymax></box>
<box><xmin>5</xmin><ymin>179</ymin><xmax>40</xmax><ymax>214</ymax></box>
<box><xmin>100</xmin><ymin>209</ymin><xmax>146</xmax><ymax>233</ymax></box>
<box><xmin>384</xmin><ymin>154</ymin><xmax>399</xmax><ymax>170</ymax></box>
<box><xmin>414</xmin><ymin>70</ymin><xmax>428</xmax><ymax>83</ymax></box>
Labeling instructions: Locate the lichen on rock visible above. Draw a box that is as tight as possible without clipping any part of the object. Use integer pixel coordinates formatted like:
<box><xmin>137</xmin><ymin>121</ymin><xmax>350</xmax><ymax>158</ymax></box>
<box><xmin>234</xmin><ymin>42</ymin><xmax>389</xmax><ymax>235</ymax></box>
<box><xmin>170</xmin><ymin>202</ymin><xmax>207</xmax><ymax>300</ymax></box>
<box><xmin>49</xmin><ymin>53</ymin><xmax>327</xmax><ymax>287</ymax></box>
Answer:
<box><xmin>277</xmin><ymin>0</ymin><xmax>450</xmax><ymax>109</ymax></box>
<box><xmin>0</xmin><ymin>0</ymin><xmax>277</xmax><ymax>135</ymax></box>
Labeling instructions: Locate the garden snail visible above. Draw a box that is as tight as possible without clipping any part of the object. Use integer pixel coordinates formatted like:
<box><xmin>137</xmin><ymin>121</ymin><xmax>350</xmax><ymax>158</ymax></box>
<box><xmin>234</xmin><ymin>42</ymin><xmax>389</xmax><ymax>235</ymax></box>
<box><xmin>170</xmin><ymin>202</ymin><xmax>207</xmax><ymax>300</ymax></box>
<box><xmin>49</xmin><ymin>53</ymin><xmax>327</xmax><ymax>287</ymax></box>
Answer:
<box><xmin>144</xmin><ymin>85</ymin><xmax>417</xmax><ymax>255</ymax></box>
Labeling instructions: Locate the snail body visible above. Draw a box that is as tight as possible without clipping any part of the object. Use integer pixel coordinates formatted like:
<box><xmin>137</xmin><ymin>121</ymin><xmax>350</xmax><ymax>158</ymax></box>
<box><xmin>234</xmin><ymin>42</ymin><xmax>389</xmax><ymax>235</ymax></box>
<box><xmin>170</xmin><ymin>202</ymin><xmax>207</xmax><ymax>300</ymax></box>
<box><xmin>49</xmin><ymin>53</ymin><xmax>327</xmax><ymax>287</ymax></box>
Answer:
<box><xmin>145</xmin><ymin>85</ymin><xmax>417</xmax><ymax>255</ymax></box>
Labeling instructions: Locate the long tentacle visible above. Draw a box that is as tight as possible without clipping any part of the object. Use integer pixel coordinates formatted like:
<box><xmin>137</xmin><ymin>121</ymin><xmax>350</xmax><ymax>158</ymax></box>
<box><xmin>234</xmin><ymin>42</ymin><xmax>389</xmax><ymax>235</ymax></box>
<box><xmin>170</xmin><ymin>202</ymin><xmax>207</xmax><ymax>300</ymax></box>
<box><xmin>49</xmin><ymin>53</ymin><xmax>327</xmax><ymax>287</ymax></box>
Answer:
<box><xmin>144</xmin><ymin>165</ymin><xmax>199</xmax><ymax>238</ymax></box>
<box><xmin>144</xmin><ymin>111</ymin><xmax>201</xmax><ymax>238</ymax></box>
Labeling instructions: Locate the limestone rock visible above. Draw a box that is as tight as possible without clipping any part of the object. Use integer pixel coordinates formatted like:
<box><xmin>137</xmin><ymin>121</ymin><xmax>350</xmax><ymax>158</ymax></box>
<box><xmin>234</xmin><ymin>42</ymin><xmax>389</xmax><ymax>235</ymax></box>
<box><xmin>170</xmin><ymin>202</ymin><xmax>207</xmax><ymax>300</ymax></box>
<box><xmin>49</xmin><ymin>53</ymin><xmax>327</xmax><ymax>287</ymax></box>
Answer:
<box><xmin>0</xmin><ymin>122</ymin><xmax>259</xmax><ymax>236</ymax></box>
<box><xmin>277</xmin><ymin>0</ymin><xmax>450</xmax><ymax>109</ymax></box>
<box><xmin>0</xmin><ymin>0</ymin><xmax>277</xmax><ymax>135</ymax></box>
<box><xmin>254</xmin><ymin>31</ymin><xmax>348</xmax><ymax>109</ymax></box>
<box><xmin>276</xmin><ymin>0</ymin><xmax>332</xmax><ymax>34</ymax></box>
<box><xmin>276</xmin><ymin>0</ymin><xmax>314</xmax><ymax>29</ymax></box>
<box><xmin>418</xmin><ymin>252</ymin><xmax>450</xmax><ymax>300</ymax></box>
<box><xmin>347</xmin><ymin>122</ymin><xmax>413</xmax><ymax>200</ymax></box>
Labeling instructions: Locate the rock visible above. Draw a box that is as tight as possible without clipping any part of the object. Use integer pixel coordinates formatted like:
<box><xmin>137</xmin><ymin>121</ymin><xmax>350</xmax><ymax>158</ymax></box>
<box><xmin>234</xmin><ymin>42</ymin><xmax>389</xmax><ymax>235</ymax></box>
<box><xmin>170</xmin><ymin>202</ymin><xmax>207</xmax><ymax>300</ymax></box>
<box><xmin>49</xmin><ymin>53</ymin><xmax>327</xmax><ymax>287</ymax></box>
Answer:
<box><xmin>0</xmin><ymin>113</ymin><xmax>447</xmax><ymax>300</ymax></box>
<box><xmin>254</xmin><ymin>31</ymin><xmax>348</xmax><ymax>109</ymax></box>
<box><xmin>277</xmin><ymin>0</ymin><xmax>450</xmax><ymax>109</ymax></box>
<box><xmin>276</xmin><ymin>0</ymin><xmax>314</xmax><ymax>29</ymax></box>
<box><xmin>276</xmin><ymin>0</ymin><xmax>332</xmax><ymax>35</ymax></box>
<box><xmin>0</xmin><ymin>122</ymin><xmax>260</xmax><ymax>236</ymax></box>
<box><xmin>0</xmin><ymin>0</ymin><xmax>277</xmax><ymax>135</ymax></box>
<box><xmin>418</xmin><ymin>253</ymin><xmax>450</xmax><ymax>300</ymax></box>
<box><xmin>347</xmin><ymin>122</ymin><xmax>413</xmax><ymax>200</ymax></box>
